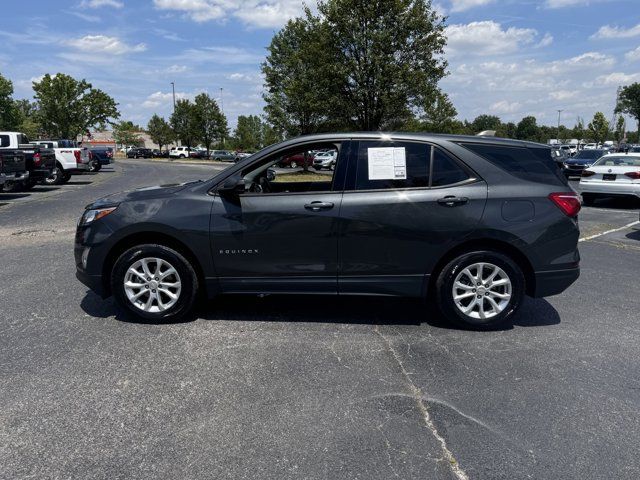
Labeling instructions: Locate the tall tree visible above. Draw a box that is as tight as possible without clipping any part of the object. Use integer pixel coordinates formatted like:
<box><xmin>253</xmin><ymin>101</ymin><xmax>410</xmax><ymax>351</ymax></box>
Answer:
<box><xmin>421</xmin><ymin>91</ymin><xmax>458</xmax><ymax>133</ymax></box>
<box><xmin>113</xmin><ymin>120</ymin><xmax>142</xmax><ymax>148</ymax></box>
<box><xmin>0</xmin><ymin>73</ymin><xmax>19</xmax><ymax>130</ymax></box>
<box><xmin>573</xmin><ymin>117</ymin><xmax>585</xmax><ymax>141</ymax></box>
<box><xmin>170</xmin><ymin>99</ymin><xmax>200</xmax><ymax>150</ymax></box>
<box><xmin>14</xmin><ymin>99</ymin><xmax>41</xmax><ymax>138</ymax></box>
<box><xmin>193</xmin><ymin>93</ymin><xmax>227</xmax><ymax>156</ymax></box>
<box><xmin>233</xmin><ymin>115</ymin><xmax>264</xmax><ymax>150</ymax></box>
<box><xmin>33</xmin><ymin>73</ymin><xmax>119</xmax><ymax>139</ymax></box>
<box><xmin>470</xmin><ymin>115</ymin><xmax>502</xmax><ymax>133</ymax></box>
<box><xmin>615</xmin><ymin>83</ymin><xmax>640</xmax><ymax>137</ymax></box>
<box><xmin>516</xmin><ymin>116</ymin><xmax>540</xmax><ymax>141</ymax></box>
<box><xmin>587</xmin><ymin>112</ymin><xmax>610</xmax><ymax>143</ymax></box>
<box><xmin>262</xmin><ymin>0</ymin><xmax>448</xmax><ymax>134</ymax></box>
<box><xmin>614</xmin><ymin>115</ymin><xmax>626</xmax><ymax>143</ymax></box>
<box><xmin>147</xmin><ymin>114</ymin><xmax>174</xmax><ymax>152</ymax></box>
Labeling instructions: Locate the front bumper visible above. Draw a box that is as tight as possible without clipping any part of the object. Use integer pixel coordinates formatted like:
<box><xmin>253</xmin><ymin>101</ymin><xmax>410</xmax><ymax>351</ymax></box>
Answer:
<box><xmin>76</xmin><ymin>268</ymin><xmax>107</xmax><ymax>298</ymax></box>
<box><xmin>533</xmin><ymin>266</ymin><xmax>580</xmax><ymax>297</ymax></box>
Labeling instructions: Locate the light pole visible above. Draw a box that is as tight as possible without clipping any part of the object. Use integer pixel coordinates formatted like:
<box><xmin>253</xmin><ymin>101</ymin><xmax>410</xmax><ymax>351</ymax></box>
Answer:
<box><xmin>557</xmin><ymin>109</ymin><xmax>563</xmax><ymax>142</ymax></box>
<box><xmin>219</xmin><ymin>87</ymin><xmax>224</xmax><ymax>147</ymax></box>
<box><xmin>170</xmin><ymin>81</ymin><xmax>176</xmax><ymax>112</ymax></box>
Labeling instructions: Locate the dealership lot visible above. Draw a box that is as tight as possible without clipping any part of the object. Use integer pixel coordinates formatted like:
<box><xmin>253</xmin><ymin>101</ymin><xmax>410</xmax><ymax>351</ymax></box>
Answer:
<box><xmin>1</xmin><ymin>159</ymin><xmax>639</xmax><ymax>479</ymax></box>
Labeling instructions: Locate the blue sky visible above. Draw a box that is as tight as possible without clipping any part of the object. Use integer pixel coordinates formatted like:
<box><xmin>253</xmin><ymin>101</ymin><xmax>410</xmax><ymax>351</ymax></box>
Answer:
<box><xmin>1</xmin><ymin>0</ymin><xmax>639</xmax><ymax>130</ymax></box>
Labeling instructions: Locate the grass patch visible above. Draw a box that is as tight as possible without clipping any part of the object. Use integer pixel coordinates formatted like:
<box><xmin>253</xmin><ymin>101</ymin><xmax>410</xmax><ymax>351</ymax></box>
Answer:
<box><xmin>274</xmin><ymin>171</ymin><xmax>331</xmax><ymax>183</ymax></box>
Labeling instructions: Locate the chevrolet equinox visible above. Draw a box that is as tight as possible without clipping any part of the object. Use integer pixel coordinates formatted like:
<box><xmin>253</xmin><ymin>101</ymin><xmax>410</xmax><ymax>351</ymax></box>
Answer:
<box><xmin>75</xmin><ymin>133</ymin><xmax>581</xmax><ymax>328</ymax></box>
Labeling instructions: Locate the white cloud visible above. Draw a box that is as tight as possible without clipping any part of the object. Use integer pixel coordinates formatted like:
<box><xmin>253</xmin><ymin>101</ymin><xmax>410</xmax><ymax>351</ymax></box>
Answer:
<box><xmin>591</xmin><ymin>23</ymin><xmax>640</xmax><ymax>40</ymax></box>
<box><xmin>142</xmin><ymin>91</ymin><xmax>187</xmax><ymax>109</ymax></box>
<box><xmin>449</xmin><ymin>0</ymin><xmax>495</xmax><ymax>12</ymax></box>
<box><xmin>445</xmin><ymin>21</ymin><xmax>537</xmax><ymax>57</ymax></box>
<box><xmin>549</xmin><ymin>90</ymin><xmax>578</xmax><ymax>101</ymax></box>
<box><xmin>595</xmin><ymin>72</ymin><xmax>640</xmax><ymax>86</ymax></box>
<box><xmin>536</xmin><ymin>33</ymin><xmax>554</xmax><ymax>48</ymax></box>
<box><xmin>545</xmin><ymin>0</ymin><xmax>597</xmax><ymax>7</ymax></box>
<box><xmin>625</xmin><ymin>46</ymin><xmax>640</xmax><ymax>62</ymax></box>
<box><xmin>490</xmin><ymin>100</ymin><xmax>521</xmax><ymax>114</ymax></box>
<box><xmin>80</xmin><ymin>0</ymin><xmax>124</xmax><ymax>8</ymax></box>
<box><xmin>66</xmin><ymin>35</ymin><xmax>146</xmax><ymax>55</ymax></box>
<box><xmin>167</xmin><ymin>64</ymin><xmax>188</xmax><ymax>73</ymax></box>
<box><xmin>153</xmin><ymin>0</ymin><xmax>308</xmax><ymax>28</ymax></box>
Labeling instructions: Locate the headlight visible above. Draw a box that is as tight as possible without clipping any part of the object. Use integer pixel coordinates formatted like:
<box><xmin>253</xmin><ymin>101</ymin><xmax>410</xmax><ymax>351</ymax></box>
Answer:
<box><xmin>79</xmin><ymin>207</ymin><xmax>117</xmax><ymax>226</ymax></box>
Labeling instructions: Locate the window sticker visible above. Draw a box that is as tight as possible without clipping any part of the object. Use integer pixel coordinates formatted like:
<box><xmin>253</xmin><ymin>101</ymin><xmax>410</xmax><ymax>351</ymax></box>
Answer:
<box><xmin>367</xmin><ymin>147</ymin><xmax>407</xmax><ymax>180</ymax></box>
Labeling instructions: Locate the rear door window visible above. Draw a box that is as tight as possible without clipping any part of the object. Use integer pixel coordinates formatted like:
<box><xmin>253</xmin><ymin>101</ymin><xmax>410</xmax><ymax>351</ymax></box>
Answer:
<box><xmin>460</xmin><ymin>143</ymin><xmax>567</xmax><ymax>185</ymax></box>
<box><xmin>0</xmin><ymin>135</ymin><xmax>10</xmax><ymax>147</ymax></box>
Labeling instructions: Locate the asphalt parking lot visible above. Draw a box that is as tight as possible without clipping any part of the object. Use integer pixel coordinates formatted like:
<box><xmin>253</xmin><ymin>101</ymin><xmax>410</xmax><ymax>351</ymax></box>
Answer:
<box><xmin>1</xmin><ymin>159</ymin><xmax>639</xmax><ymax>479</ymax></box>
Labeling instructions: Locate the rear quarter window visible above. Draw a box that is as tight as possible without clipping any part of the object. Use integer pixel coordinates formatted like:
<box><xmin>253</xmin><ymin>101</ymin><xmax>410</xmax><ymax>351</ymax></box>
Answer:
<box><xmin>460</xmin><ymin>143</ymin><xmax>567</xmax><ymax>186</ymax></box>
<box><xmin>0</xmin><ymin>135</ymin><xmax>9</xmax><ymax>147</ymax></box>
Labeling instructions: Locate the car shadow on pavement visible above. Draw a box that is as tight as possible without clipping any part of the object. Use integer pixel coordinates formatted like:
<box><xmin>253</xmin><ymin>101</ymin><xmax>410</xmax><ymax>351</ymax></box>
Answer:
<box><xmin>589</xmin><ymin>197</ymin><xmax>640</xmax><ymax>210</ymax></box>
<box><xmin>80</xmin><ymin>290</ymin><xmax>561</xmax><ymax>330</ymax></box>
<box><xmin>625</xmin><ymin>229</ymin><xmax>640</xmax><ymax>241</ymax></box>
<box><xmin>0</xmin><ymin>193</ymin><xmax>31</xmax><ymax>200</ymax></box>
<box><xmin>66</xmin><ymin>180</ymin><xmax>93</xmax><ymax>185</ymax></box>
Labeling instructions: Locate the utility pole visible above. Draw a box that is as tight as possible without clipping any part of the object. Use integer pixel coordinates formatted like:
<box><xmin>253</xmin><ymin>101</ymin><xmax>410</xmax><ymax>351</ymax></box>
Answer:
<box><xmin>220</xmin><ymin>87</ymin><xmax>224</xmax><ymax>148</ymax></box>
<box><xmin>557</xmin><ymin>109</ymin><xmax>563</xmax><ymax>143</ymax></box>
<box><xmin>171</xmin><ymin>81</ymin><xmax>176</xmax><ymax>112</ymax></box>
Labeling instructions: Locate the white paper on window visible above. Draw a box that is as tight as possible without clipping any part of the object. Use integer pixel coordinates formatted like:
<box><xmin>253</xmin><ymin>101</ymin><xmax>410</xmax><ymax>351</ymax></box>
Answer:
<box><xmin>367</xmin><ymin>147</ymin><xmax>407</xmax><ymax>180</ymax></box>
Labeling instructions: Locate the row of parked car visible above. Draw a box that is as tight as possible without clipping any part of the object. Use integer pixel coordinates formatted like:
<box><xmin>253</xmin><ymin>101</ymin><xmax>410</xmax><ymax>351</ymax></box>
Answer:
<box><xmin>0</xmin><ymin>131</ymin><xmax>112</xmax><ymax>192</ymax></box>
<box><xmin>124</xmin><ymin>146</ymin><xmax>254</xmax><ymax>162</ymax></box>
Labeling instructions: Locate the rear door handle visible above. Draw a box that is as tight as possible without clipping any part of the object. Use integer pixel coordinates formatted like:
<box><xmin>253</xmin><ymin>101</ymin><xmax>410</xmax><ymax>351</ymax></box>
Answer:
<box><xmin>304</xmin><ymin>201</ymin><xmax>334</xmax><ymax>211</ymax></box>
<box><xmin>437</xmin><ymin>196</ymin><xmax>469</xmax><ymax>207</ymax></box>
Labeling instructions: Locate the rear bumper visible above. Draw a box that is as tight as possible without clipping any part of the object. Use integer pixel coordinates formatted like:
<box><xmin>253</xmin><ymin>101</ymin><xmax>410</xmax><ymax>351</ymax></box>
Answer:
<box><xmin>579</xmin><ymin>182</ymin><xmax>640</xmax><ymax>197</ymax></box>
<box><xmin>533</xmin><ymin>267</ymin><xmax>580</xmax><ymax>297</ymax></box>
<box><xmin>2</xmin><ymin>171</ymin><xmax>29</xmax><ymax>182</ymax></box>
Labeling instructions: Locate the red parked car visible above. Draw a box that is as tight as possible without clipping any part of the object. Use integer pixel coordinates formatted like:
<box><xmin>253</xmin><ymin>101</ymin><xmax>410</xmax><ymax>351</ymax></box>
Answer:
<box><xmin>278</xmin><ymin>152</ymin><xmax>315</xmax><ymax>168</ymax></box>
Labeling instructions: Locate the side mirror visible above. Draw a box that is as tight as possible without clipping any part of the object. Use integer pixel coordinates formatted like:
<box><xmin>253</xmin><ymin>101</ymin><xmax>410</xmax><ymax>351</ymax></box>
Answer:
<box><xmin>266</xmin><ymin>168</ymin><xmax>276</xmax><ymax>182</ymax></box>
<box><xmin>218</xmin><ymin>175</ymin><xmax>246</xmax><ymax>196</ymax></box>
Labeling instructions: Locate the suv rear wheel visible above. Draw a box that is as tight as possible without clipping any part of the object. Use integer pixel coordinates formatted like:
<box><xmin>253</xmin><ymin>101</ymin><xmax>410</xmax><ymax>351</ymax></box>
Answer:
<box><xmin>435</xmin><ymin>251</ymin><xmax>524</xmax><ymax>329</ymax></box>
<box><xmin>111</xmin><ymin>244</ymin><xmax>199</xmax><ymax>322</ymax></box>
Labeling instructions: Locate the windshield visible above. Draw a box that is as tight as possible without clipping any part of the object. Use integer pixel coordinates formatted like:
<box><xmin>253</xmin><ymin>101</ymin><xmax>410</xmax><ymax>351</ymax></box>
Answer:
<box><xmin>574</xmin><ymin>150</ymin><xmax>605</xmax><ymax>159</ymax></box>
<box><xmin>593</xmin><ymin>155</ymin><xmax>640</xmax><ymax>167</ymax></box>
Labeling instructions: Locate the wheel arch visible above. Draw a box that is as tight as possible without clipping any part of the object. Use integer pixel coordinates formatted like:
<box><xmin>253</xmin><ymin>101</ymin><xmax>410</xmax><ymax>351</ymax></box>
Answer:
<box><xmin>428</xmin><ymin>238</ymin><xmax>536</xmax><ymax>297</ymax></box>
<box><xmin>101</xmin><ymin>231</ymin><xmax>206</xmax><ymax>297</ymax></box>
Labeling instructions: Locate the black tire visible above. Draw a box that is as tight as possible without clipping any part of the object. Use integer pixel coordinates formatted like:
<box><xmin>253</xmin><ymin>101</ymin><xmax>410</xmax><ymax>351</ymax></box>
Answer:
<box><xmin>435</xmin><ymin>250</ymin><xmax>525</xmax><ymax>329</ymax></box>
<box><xmin>179</xmin><ymin>154</ymin><xmax>186</xmax><ymax>158</ymax></box>
<box><xmin>582</xmin><ymin>193</ymin><xmax>596</xmax><ymax>207</ymax></box>
<box><xmin>2</xmin><ymin>180</ymin><xmax>22</xmax><ymax>193</ymax></box>
<box><xmin>313</xmin><ymin>166</ymin><xmax>321</xmax><ymax>171</ymax></box>
<box><xmin>111</xmin><ymin>244</ymin><xmax>199</xmax><ymax>322</ymax></box>
<box><xmin>62</xmin><ymin>172</ymin><xmax>72</xmax><ymax>182</ymax></box>
<box><xmin>22</xmin><ymin>178</ymin><xmax>37</xmax><ymax>190</ymax></box>
<box><xmin>44</xmin><ymin>165</ymin><xmax>65</xmax><ymax>186</ymax></box>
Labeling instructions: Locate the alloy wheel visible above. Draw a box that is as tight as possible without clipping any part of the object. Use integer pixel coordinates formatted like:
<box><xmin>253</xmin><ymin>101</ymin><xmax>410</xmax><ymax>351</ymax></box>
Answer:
<box><xmin>123</xmin><ymin>257</ymin><xmax>182</xmax><ymax>313</ymax></box>
<box><xmin>452</xmin><ymin>262</ymin><xmax>512</xmax><ymax>320</ymax></box>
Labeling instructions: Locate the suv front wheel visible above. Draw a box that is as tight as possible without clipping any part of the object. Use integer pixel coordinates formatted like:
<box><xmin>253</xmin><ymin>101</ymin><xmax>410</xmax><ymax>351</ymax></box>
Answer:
<box><xmin>435</xmin><ymin>251</ymin><xmax>524</xmax><ymax>329</ymax></box>
<box><xmin>111</xmin><ymin>244</ymin><xmax>199</xmax><ymax>322</ymax></box>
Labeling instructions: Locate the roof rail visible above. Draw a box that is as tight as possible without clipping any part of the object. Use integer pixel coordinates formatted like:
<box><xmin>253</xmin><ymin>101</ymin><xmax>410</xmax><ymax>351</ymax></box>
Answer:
<box><xmin>476</xmin><ymin>130</ymin><xmax>496</xmax><ymax>137</ymax></box>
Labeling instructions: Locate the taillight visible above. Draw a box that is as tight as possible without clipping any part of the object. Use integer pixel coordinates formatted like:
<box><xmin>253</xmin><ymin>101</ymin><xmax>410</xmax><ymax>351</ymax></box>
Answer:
<box><xmin>106</xmin><ymin>151</ymin><xmax>112</xmax><ymax>158</ymax></box>
<box><xmin>88</xmin><ymin>151</ymin><xmax>93</xmax><ymax>159</ymax></box>
<box><xmin>624</xmin><ymin>171</ymin><xmax>640</xmax><ymax>179</ymax></box>
<box><xmin>33</xmin><ymin>152</ymin><xmax>41</xmax><ymax>166</ymax></box>
<box><xmin>74</xmin><ymin>150</ymin><xmax>82</xmax><ymax>164</ymax></box>
<box><xmin>549</xmin><ymin>192</ymin><xmax>581</xmax><ymax>217</ymax></box>
<box><xmin>581</xmin><ymin>170</ymin><xmax>595</xmax><ymax>177</ymax></box>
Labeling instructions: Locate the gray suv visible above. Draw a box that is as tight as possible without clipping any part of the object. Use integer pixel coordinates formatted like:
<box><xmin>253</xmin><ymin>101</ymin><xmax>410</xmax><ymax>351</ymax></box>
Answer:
<box><xmin>75</xmin><ymin>133</ymin><xmax>581</xmax><ymax>329</ymax></box>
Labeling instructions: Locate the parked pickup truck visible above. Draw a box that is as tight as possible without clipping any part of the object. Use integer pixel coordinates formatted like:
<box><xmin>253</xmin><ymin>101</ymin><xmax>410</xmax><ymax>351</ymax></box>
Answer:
<box><xmin>31</xmin><ymin>139</ymin><xmax>90</xmax><ymax>185</ymax></box>
<box><xmin>0</xmin><ymin>150</ymin><xmax>28</xmax><ymax>191</ymax></box>
<box><xmin>0</xmin><ymin>132</ymin><xmax>55</xmax><ymax>192</ymax></box>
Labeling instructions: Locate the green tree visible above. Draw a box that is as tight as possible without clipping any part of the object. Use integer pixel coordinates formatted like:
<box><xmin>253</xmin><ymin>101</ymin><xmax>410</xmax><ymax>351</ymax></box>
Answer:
<box><xmin>113</xmin><ymin>120</ymin><xmax>142</xmax><ymax>148</ymax></box>
<box><xmin>170</xmin><ymin>99</ymin><xmax>200</xmax><ymax>149</ymax></box>
<box><xmin>496</xmin><ymin>122</ymin><xmax>517</xmax><ymax>139</ymax></box>
<box><xmin>33</xmin><ymin>73</ymin><xmax>119</xmax><ymax>139</ymax></box>
<box><xmin>233</xmin><ymin>115</ymin><xmax>264</xmax><ymax>150</ymax></box>
<box><xmin>470</xmin><ymin>115</ymin><xmax>502</xmax><ymax>133</ymax></box>
<box><xmin>147</xmin><ymin>114</ymin><xmax>174</xmax><ymax>152</ymax></box>
<box><xmin>262</xmin><ymin>121</ymin><xmax>282</xmax><ymax>147</ymax></box>
<box><xmin>421</xmin><ymin>91</ymin><xmax>458</xmax><ymax>133</ymax></box>
<box><xmin>14</xmin><ymin>99</ymin><xmax>41</xmax><ymax>138</ymax></box>
<box><xmin>614</xmin><ymin>116</ymin><xmax>626</xmax><ymax>143</ymax></box>
<box><xmin>193</xmin><ymin>93</ymin><xmax>227</xmax><ymax>156</ymax></box>
<box><xmin>0</xmin><ymin>73</ymin><xmax>19</xmax><ymax>130</ymax></box>
<box><xmin>573</xmin><ymin>117</ymin><xmax>585</xmax><ymax>141</ymax></box>
<box><xmin>587</xmin><ymin>112</ymin><xmax>610</xmax><ymax>143</ymax></box>
<box><xmin>262</xmin><ymin>0</ymin><xmax>448</xmax><ymax>133</ymax></box>
<box><xmin>615</xmin><ymin>83</ymin><xmax>640</xmax><ymax>138</ymax></box>
<box><xmin>516</xmin><ymin>116</ymin><xmax>540</xmax><ymax>141</ymax></box>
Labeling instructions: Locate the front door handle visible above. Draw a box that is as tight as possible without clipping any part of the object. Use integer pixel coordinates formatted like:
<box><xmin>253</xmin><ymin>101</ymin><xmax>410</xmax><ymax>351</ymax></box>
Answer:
<box><xmin>304</xmin><ymin>201</ymin><xmax>334</xmax><ymax>211</ymax></box>
<box><xmin>437</xmin><ymin>196</ymin><xmax>469</xmax><ymax>207</ymax></box>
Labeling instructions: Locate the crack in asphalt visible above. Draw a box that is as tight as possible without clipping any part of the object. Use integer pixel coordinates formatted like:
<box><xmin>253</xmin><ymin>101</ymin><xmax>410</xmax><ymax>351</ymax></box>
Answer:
<box><xmin>373</xmin><ymin>325</ymin><xmax>469</xmax><ymax>480</ymax></box>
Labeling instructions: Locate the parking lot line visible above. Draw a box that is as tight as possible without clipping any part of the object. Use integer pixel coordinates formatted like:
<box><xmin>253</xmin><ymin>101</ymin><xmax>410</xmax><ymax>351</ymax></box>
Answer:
<box><xmin>579</xmin><ymin>220</ymin><xmax>640</xmax><ymax>242</ymax></box>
